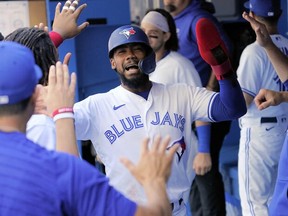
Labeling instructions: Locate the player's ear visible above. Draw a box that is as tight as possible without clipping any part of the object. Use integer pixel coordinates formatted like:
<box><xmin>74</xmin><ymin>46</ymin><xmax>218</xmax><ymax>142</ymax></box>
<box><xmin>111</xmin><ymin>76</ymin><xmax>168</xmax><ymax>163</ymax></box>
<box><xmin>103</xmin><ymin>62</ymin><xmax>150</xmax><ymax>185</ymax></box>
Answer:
<box><xmin>110</xmin><ymin>58</ymin><xmax>116</xmax><ymax>70</ymax></box>
<box><xmin>163</xmin><ymin>32</ymin><xmax>171</xmax><ymax>43</ymax></box>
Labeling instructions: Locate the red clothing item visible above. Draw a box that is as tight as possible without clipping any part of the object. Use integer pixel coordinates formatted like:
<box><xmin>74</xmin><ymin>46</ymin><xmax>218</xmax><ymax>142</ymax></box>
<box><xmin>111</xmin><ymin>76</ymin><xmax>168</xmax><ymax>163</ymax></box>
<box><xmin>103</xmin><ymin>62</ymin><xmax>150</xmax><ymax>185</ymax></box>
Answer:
<box><xmin>49</xmin><ymin>31</ymin><xmax>63</xmax><ymax>48</ymax></box>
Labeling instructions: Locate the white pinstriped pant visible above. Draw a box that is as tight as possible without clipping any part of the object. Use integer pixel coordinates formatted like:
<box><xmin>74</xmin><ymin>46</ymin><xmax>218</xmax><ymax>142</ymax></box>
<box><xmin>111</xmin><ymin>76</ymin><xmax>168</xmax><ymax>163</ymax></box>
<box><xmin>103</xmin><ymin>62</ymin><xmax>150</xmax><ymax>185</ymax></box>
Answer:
<box><xmin>238</xmin><ymin>116</ymin><xmax>288</xmax><ymax>216</ymax></box>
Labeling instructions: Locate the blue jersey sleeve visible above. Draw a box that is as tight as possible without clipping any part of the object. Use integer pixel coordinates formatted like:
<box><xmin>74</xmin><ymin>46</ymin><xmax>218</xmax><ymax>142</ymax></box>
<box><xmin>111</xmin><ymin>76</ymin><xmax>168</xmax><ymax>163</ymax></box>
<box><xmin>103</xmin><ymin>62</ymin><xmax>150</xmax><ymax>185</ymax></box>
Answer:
<box><xmin>55</xmin><ymin>154</ymin><xmax>137</xmax><ymax>216</ymax></box>
<box><xmin>210</xmin><ymin>79</ymin><xmax>247</xmax><ymax>121</ymax></box>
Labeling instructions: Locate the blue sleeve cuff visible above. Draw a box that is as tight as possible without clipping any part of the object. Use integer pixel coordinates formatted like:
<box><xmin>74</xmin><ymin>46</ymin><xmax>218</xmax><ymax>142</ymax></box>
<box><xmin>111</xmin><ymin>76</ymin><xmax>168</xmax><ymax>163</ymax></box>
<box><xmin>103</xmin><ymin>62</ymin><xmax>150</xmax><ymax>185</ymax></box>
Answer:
<box><xmin>196</xmin><ymin>124</ymin><xmax>211</xmax><ymax>153</ymax></box>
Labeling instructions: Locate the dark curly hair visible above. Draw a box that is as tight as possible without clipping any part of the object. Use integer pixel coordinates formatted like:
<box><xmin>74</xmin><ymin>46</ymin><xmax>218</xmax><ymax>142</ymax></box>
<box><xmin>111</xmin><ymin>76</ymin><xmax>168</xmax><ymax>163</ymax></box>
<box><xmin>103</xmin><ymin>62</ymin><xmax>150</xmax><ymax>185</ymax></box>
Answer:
<box><xmin>4</xmin><ymin>28</ymin><xmax>58</xmax><ymax>86</ymax></box>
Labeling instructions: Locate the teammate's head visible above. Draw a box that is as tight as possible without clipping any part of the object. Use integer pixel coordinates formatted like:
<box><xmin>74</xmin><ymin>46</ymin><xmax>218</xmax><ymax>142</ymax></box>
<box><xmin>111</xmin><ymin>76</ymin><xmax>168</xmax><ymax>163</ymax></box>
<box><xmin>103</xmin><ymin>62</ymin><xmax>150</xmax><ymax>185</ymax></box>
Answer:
<box><xmin>141</xmin><ymin>9</ymin><xmax>178</xmax><ymax>52</ymax></box>
<box><xmin>4</xmin><ymin>27</ymin><xmax>58</xmax><ymax>86</ymax></box>
<box><xmin>244</xmin><ymin>0</ymin><xmax>282</xmax><ymax>24</ymax></box>
<box><xmin>0</xmin><ymin>41</ymin><xmax>42</xmax><ymax>116</ymax></box>
<box><xmin>108</xmin><ymin>25</ymin><xmax>156</xmax><ymax>75</ymax></box>
<box><xmin>163</xmin><ymin>0</ymin><xmax>192</xmax><ymax>16</ymax></box>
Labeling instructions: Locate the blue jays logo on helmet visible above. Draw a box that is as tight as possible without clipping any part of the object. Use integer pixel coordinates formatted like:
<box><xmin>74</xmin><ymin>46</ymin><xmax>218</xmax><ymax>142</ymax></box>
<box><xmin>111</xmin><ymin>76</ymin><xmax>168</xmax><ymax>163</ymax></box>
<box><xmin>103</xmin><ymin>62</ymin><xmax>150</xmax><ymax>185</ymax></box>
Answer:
<box><xmin>119</xmin><ymin>27</ymin><xmax>136</xmax><ymax>39</ymax></box>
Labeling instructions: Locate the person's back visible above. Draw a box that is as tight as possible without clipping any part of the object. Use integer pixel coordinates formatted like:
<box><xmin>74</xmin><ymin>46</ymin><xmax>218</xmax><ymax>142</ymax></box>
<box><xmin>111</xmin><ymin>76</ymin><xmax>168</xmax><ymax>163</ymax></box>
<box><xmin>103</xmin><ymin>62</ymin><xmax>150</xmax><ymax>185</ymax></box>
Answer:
<box><xmin>0</xmin><ymin>131</ymin><xmax>138</xmax><ymax>216</ymax></box>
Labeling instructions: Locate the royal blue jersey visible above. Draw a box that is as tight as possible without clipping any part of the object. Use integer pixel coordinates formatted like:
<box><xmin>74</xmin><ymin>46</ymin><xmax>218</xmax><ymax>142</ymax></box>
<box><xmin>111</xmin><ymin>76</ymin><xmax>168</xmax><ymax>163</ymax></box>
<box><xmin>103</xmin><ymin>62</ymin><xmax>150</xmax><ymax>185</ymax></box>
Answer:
<box><xmin>0</xmin><ymin>131</ymin><xmax>137</xmax><ymax>216</ymax></box>
<box><xmin>269</xmin><ymin>134</ymin><xmax>288</xmax><ymax>216</ymax></box>
<box><xmin>173</xmin><ymin>0</ymin><xmax>233</xmax><ymax>86</ymax></box>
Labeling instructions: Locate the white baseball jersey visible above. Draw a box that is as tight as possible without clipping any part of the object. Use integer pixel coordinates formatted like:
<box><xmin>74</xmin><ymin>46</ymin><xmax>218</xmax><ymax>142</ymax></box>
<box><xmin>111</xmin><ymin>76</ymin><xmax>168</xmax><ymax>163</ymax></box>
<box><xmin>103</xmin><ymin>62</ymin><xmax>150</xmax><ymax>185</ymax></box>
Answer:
<box><xmin>237</xmin><ymin>34</ymin><xmax>288</xmax><ymax>216</ymax></box>
<box><xmin>74</xmin><ymin>82</ymin><xmax>217</xmax><ymax>206</ymax></box>
<box><xmin>149</xmin><ymin>50</ymin><xmax>203</xmax><ymax>209</ymax></box>
<box><xmin>26</xmin><ymin>114</ymin><xmax>56</xmax><ymax>150</ymax></box>
<box><xmin>149</xmin><ymin>51</ymin><xmax>202</xmax><ymax>88</ymax></box>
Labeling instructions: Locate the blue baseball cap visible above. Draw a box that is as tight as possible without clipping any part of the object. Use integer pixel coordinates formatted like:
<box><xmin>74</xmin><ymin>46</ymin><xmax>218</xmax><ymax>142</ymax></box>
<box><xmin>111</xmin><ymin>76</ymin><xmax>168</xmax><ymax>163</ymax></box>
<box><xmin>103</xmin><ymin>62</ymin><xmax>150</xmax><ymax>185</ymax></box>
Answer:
<box><xmin>244</xmin><ymin>0</ymin><xmax>282</xmax><ymax>17</ymax></box>
<box><xmin>0</xmin><ymin>41</ymin><xmax>42</xmax><ymax>105</ymax></box>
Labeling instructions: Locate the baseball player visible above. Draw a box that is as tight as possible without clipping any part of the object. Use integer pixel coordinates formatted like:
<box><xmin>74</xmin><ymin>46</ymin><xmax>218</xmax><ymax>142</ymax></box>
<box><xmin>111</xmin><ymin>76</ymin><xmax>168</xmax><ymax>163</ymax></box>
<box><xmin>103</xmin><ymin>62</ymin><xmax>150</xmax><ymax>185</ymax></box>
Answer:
<box><xmin>68</xmin><ymin>21</ymin><xmax>246</xmax><ymax>216</ymax></box>
<box><xmin>243</xmin><ymin>11</ymin><xmax>288</xmax><ymax>215</ymax></box>
<box><xmin>237</xmin><ymin>1</ymin><xmax>288</xmax><ymax>215</ymax></box>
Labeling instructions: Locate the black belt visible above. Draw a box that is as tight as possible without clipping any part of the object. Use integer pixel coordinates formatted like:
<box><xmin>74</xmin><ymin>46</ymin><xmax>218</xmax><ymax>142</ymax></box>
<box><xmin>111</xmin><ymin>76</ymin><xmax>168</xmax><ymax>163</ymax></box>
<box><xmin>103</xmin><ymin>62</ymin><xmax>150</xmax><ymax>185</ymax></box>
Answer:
<box><xmin>171</xmin><ymin>198</ymin><xmax>183</xmax><ymax>210</ymax></box>
<box><xmin>261</xmin><ymin>117</ymin><xmax>277</xmax><ymax>123</ymax></box>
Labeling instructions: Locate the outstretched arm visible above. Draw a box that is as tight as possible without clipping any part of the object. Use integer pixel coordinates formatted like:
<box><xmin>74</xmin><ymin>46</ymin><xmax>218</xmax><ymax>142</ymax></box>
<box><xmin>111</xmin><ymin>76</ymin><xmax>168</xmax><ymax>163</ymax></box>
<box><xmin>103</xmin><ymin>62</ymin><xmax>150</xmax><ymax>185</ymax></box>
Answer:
<box><xmin>121</xmin><ymin>136</ymin><xmax>179</xmax><ymax>216</ymax></box>
<box><xmin>242</xmin><ymin>11</ymin><xmax>288</xmax><ymax>83</ymax></box>
<box><xmin>195</xmin><ymin>18</ymin><xmax>247</xmax><ymax>121</ymax></box>
<box><xmin>46</xmin><ymin>61</ymin><xmax>79</xmax><ymax>156</ymax></box>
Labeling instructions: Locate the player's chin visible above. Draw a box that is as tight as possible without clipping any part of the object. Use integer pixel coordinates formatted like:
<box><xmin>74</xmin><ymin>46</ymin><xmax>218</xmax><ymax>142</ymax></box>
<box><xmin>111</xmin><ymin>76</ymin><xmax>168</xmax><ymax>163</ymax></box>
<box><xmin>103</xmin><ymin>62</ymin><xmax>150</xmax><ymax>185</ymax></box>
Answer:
<box><xmin>124</xmin><ymin>69</ymin><xmax>142</xmax><ymax>78</ymax></box>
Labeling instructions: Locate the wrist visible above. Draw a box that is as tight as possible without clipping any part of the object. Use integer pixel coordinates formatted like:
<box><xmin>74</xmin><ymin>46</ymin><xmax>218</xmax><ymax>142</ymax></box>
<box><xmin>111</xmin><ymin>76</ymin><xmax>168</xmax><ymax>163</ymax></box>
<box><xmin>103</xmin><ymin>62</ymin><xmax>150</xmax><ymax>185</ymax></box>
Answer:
<box><xmin>196</xmin><ymin>124</ymin><xmax>211</xmax><ymax>153</ymax></box>
<box><xmin>49</xmin><ymin>31</ymin><xmax>64</xmax><ymax>48</ymax></box>
<box><xmin>52</xmin><ymin>107</ymin><xmax>74</xmax><ymax>122</ymax></box>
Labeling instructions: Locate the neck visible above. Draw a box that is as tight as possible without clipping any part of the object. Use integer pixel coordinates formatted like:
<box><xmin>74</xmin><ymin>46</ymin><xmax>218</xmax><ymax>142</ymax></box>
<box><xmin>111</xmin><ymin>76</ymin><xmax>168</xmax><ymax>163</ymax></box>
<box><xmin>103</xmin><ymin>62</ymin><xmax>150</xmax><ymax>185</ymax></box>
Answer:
<box><xmin>122</xmin><ymin>80</ymin><xmax>152</xmax><ymax>93</ymax></box>
<box><xmin>0</xmin><ymin>116</ymin><xmax>26</xmax><ymax>133</ymax></box>
<box><xmin>266</xmin><ymin>26</ymin><xmax>278</xmax><ymax>35</ymax></box>
<box><xmin>155</xmin><ymin>48</ymin><xmax>167</xmax><ymax>62</ymax></box>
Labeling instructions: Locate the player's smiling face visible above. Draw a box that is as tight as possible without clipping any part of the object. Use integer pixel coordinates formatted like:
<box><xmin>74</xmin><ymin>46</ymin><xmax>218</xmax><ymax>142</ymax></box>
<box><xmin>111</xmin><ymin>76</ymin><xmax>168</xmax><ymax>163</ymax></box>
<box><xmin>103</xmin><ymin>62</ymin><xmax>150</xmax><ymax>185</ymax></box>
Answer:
<box><xmin>110</xmin><ymin>43</ymin><xmax>147</xmax><ymax>77</ymax></box>
<box><xmin>110</xmin><ymin>43</ymin><xmax>150</xmax><ymax>89</ymax></box>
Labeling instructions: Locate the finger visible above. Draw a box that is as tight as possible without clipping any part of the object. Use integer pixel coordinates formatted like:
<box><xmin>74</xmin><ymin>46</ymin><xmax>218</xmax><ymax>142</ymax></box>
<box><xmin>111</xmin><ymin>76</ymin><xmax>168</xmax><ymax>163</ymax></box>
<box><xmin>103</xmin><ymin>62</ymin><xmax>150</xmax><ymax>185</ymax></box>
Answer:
<box><xmin>69</xmin><ymin>72</ymin><xmax>77</xmax><ymax>95</ymax></box>
<box><xmin>73</xmin><ymin>3</ymin><xmax>87</xmax><ymax>19</ymax></box>
<box><xmin>63</xmin><ymin>52</ymin><xmax>72</xmax><ymax>65</ymax></box>
<box><xmin>55</xmin><ymin>61</ymin><xmax>64</xmax><ymax>85</ymax></box>
<box><xmin>120</xmin><ymin>158</ymin><xmax>135</xmax><ymax>172</ymax></box>
<box><xmin>48</xmin><ymin>65</ymin><xmax>56</xmax><ymax>87</ymax></box>
<box><xmin>38</xmin><ymin>23</ymin><xmax>45</xmax><ymax>30</ymax></box>
<box><xmin>140</xmin><ymin>137</ymin><xmax>150</xmax><ymax>156</ymax></box>
<box><xmin>254</xmin><ymin>97</ymin><xmax>262</xmax><ymax>108</ymax></box>
<box><xmin>258</xmin><ymin>101</ymin><xmax>270</xmax><ymax>110</ymax></box>
<box><xmin>55</xmin><ymin>2</ymin><xmax>61</xmax><ymax>16</ymax></box>
<box><xmin>77</xmin><ymin>22</ymin><xmax>90</xmax><ymax>33</ymax></box>
<box><xmin>151</xmin><ymin>135</ymin><xmax>161</xmax><ymax>152</ymax></box>
<box><xmin>69</xmin><ymin>5</ymin><xmax>76</xmax><ymax>13</ymax></box>
<box><xmin>63</xmin><ymin>64</ymin><xmax>70</xmax><ymax>88</ymax></box>
<box><xmin>43</xmin><ymin>25</ymin><xmax>49</xmax><ymax>33</ymax></box>
<box><xmin>63</xmin><ymin>0</ymin><xmax>71</xmax><ymax>12</ymax></box>
<box><xmin>167</xmin><ymin>143</ymin><xmax>179</xmax><ymax>159</ymax></box>
<box><xmin>158</xmin><ymin>135</ymin><xmax>171</xmax><ymax>153</ymax></box>
<box><xmin>68</xmin><ymin>0</ymin><xmax>77</xmax><ymax>13</ymax></box>
<box><xmin>70</xmin><ymin>0</ymin><xmax>79</xmax><ymax>10</ymax></box>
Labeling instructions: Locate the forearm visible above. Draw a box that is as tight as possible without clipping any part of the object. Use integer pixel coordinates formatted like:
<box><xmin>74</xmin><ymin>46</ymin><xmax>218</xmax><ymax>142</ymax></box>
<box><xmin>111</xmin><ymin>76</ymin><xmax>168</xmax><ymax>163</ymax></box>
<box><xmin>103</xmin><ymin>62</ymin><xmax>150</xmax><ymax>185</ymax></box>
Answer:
<box><xmin>211</xmin><ymin>78</ymin><xmax>247</xmax><ymax>121</ymax></box>
<box><xmin>55</xmin><ymin>118</ymin><xmax>79</xmax><ymax>157</ymax></box>
<box><xmin>195</xmin><ymin>121</ymin><xmax>211</xmax><ymax>153</ymax></box>
<box><xmin>280</xmin><ymin>91</ymin><xmax>288</xmax><ymax>103</ymax></box>
<box><xmin>265</xmin><ymin>44</ymin><xmax>288</xmax><ymax>83</ymax></box>
<box><xmin>136</xmin><ymin>179</ymin><xmax>171</xmax><ymax>216</ymax></box>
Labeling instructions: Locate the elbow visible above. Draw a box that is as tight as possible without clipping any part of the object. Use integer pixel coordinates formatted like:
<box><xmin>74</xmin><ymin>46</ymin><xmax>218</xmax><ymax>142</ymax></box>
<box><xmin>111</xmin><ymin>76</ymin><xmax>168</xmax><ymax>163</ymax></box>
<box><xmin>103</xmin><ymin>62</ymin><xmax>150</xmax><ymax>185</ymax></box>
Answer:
<box><xmin>230</xmin><ymin>102</ymin><xmax>247</xmax><ymax>119</ymax></box>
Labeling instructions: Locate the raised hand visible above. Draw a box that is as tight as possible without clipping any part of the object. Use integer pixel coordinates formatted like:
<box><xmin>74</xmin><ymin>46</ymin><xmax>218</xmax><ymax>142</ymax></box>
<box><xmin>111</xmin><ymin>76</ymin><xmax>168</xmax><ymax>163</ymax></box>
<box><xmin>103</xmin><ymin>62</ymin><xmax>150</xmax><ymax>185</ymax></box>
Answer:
<box><xmin>46</xmin><ymin>61</ymin><xmax>76</xmax><ymax>115</ymax></box>
<box><xmin>242</xmin><ymin>11</ymin><xmax>272</xmax><ymax>49</ymax></box>
<box><xmin>52</xmin><ymin>0</ymin><xmax>89</xmax><ymax>40</ymax></box>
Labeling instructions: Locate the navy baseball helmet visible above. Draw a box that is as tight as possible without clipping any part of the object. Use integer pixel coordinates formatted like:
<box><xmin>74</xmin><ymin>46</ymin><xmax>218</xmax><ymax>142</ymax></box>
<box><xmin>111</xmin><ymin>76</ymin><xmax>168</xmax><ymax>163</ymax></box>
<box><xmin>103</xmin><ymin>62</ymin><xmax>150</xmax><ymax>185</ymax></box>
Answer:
<box><xmin>108</xmin><ymin>25</ymin><xmax>156</xmax><ymax>75</ymax></box>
